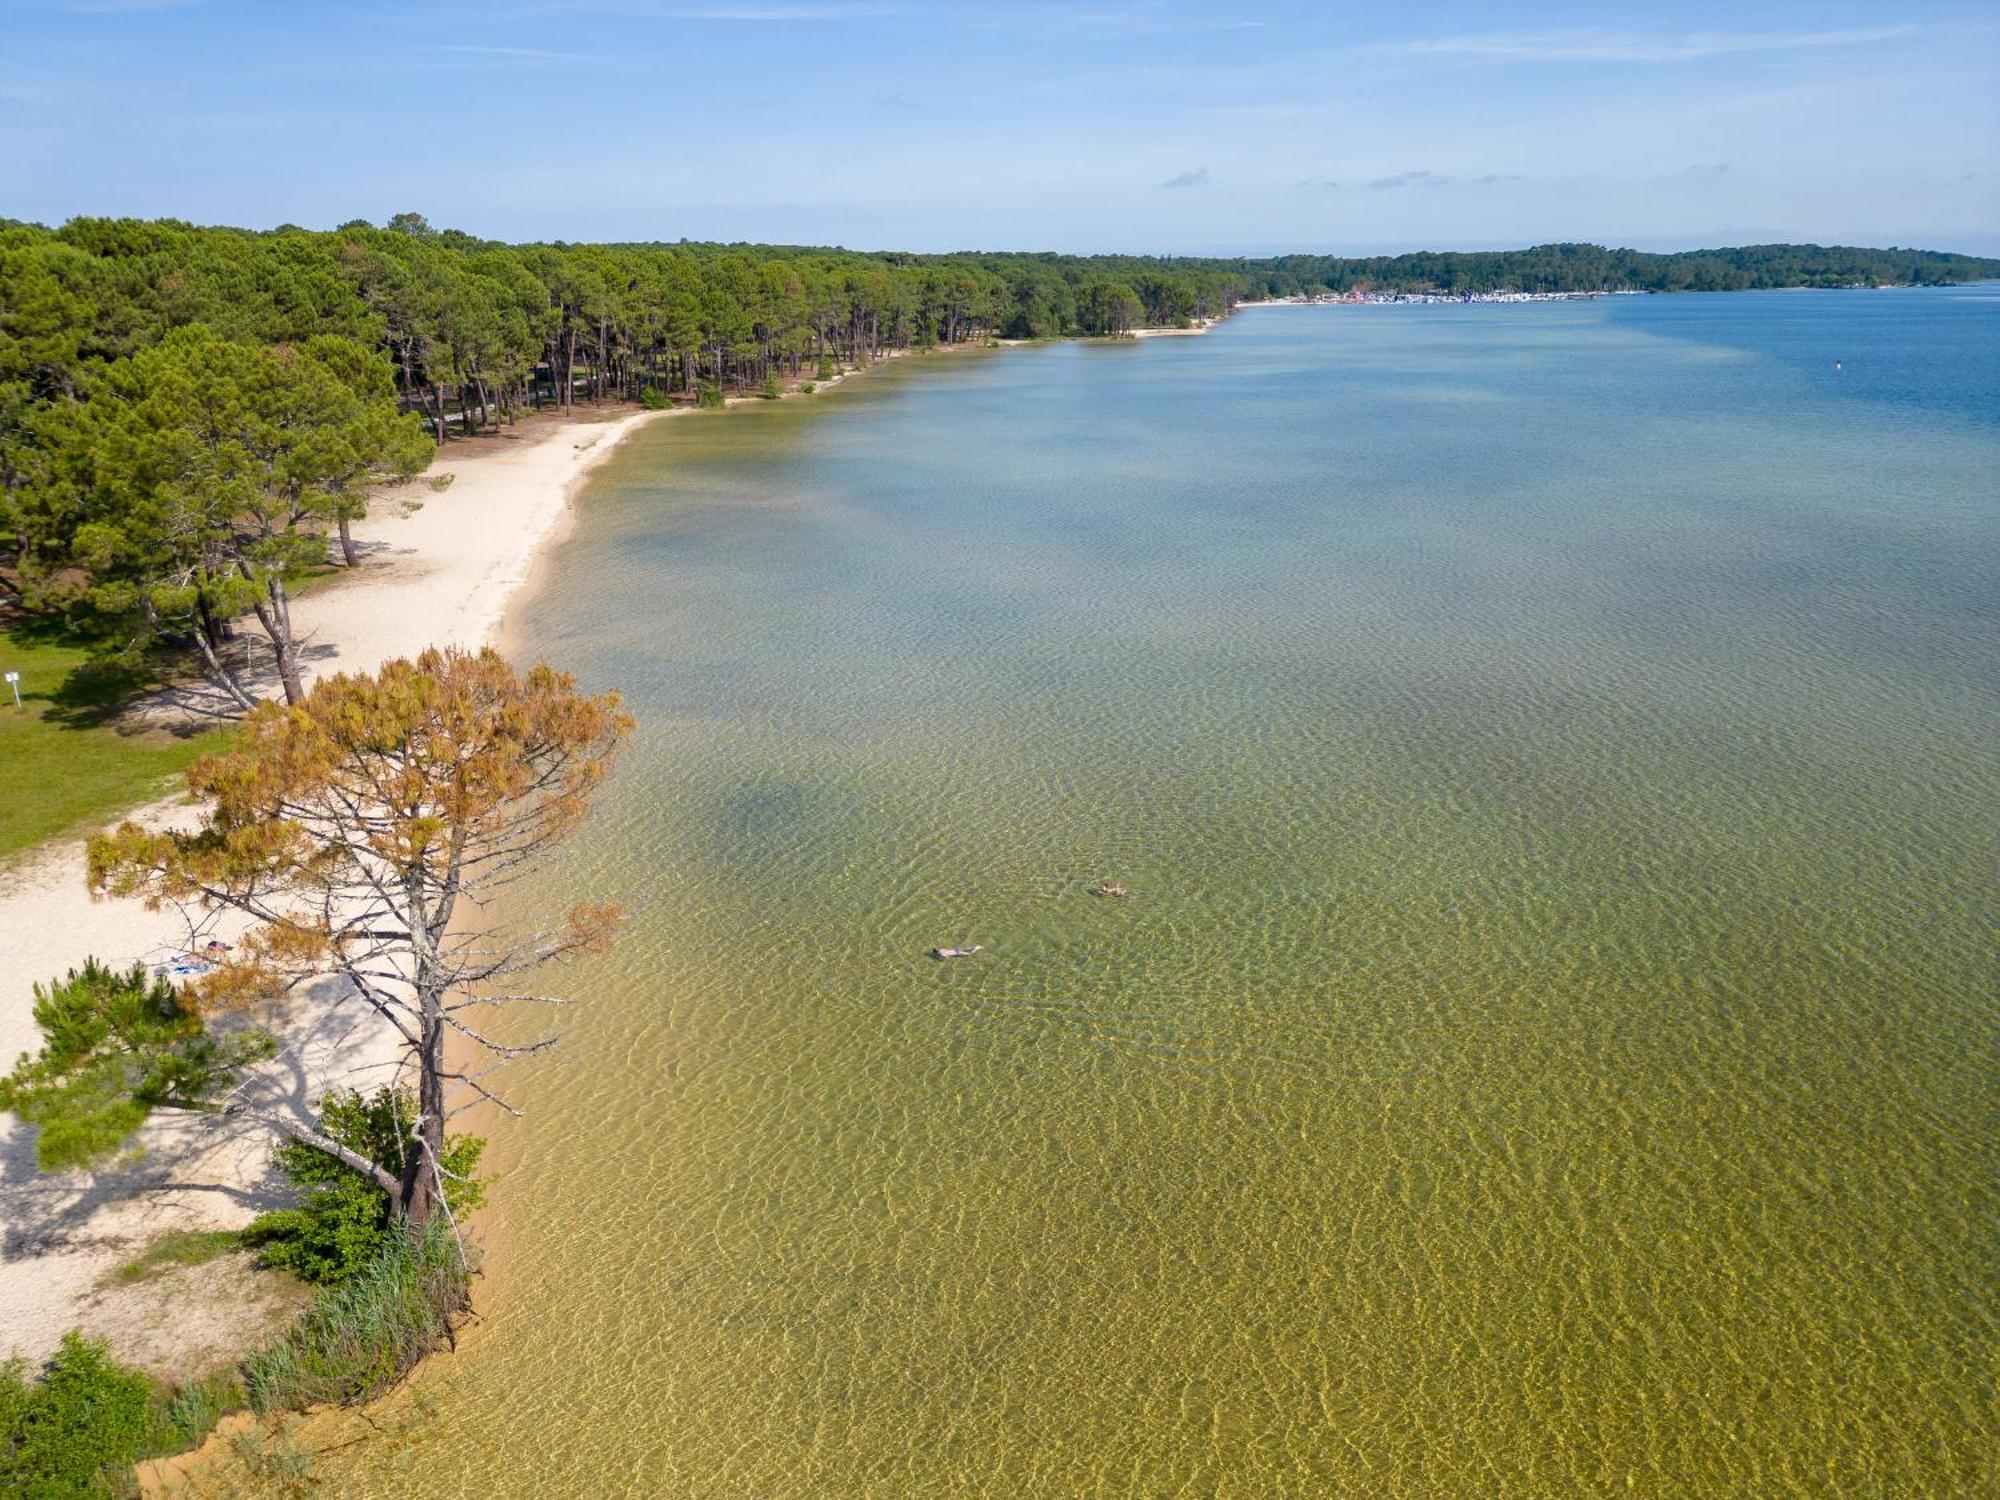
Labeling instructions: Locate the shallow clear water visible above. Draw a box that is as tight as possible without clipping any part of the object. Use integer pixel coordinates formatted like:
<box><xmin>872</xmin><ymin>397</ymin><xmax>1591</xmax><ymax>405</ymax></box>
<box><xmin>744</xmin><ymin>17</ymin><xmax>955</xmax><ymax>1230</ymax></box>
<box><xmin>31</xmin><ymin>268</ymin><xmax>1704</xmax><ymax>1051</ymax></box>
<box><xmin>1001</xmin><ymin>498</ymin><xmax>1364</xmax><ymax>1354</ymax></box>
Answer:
<box><xmin>320</xmin><ymin>291</ymin><xmax>1996</xmax><ymax>1496</ymax></box>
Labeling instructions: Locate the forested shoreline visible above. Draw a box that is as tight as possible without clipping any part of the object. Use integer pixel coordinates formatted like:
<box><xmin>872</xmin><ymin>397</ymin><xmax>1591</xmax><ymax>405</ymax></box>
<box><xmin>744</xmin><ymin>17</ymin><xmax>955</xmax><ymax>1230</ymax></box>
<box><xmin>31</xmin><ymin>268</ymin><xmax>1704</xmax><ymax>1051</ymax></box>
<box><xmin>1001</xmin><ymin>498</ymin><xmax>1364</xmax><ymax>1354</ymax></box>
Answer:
<box><xmin>5</xmin><ymin>216</ymin><xmax>1993</xmax><ymax>453</ymax></box>
<box><xmin>5</xmin><ymin>216</ymin><xmax>1993</xmax><ymax>460</ymax></box>
<box><xmin>1241</xmin><ymin>241</ymin><xmax>1999</xmax><ymax>297</ymax></box>
<box><xmin>2</xmin><ymin>215</ymin><xmax>1995</xmax><ymax>711</ymax></box>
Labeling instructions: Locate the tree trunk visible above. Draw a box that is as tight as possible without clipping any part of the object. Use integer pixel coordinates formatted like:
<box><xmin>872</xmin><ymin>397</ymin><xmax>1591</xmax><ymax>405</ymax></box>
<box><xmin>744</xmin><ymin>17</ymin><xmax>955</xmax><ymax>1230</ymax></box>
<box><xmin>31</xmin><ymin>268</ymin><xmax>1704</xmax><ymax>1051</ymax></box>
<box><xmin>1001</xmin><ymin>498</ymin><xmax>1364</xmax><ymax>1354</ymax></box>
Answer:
<box><xmin>227</xmin><ymin>1103</ymin><xmax>403</xmax><ymax>1201</ymax></box>
<box><xmin>396</xmin><ymin>1024</ymin><xmax>447</xmax><ymax>1234</ymax></box>
<box><xmin>183</xmin><ymin>598</ymin><xmax>259</xmax><ymax>713</ymax></box>
<box><xmin>194</xmin><ymin>587</ymin><xmax>227</xmax><ymax>651</ymax></box>
<box><xmin>337</xmin><ymin>515</ymin><xmax>360</xmax><ymax>568</ymax></box>
<box><xmin>396</xmin><ymin>871</ymin><xmax>451</xmax><ymax>1235</ymax></box>
<box><xmin>245</xmin><ymin>570</ymin><xmax>306</xmax><ymax>705</ymax></box>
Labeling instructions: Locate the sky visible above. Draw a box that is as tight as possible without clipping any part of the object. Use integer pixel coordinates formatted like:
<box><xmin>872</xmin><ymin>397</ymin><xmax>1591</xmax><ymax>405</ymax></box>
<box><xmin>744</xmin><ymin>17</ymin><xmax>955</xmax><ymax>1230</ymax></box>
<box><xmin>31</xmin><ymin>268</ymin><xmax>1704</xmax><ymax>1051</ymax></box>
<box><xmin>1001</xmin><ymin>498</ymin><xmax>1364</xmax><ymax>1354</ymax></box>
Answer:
<box><xmin>2</xmin><ymin>0</ymin><xmax>1996</xmax><ymax>256</ymax></box>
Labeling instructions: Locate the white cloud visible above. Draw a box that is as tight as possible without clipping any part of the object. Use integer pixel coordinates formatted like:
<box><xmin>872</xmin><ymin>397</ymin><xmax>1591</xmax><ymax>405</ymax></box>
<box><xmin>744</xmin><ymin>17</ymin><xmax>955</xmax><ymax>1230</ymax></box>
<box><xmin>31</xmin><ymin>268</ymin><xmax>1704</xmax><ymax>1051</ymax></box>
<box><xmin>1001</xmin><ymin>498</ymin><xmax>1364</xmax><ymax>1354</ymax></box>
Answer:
<box><xmin>1368</xmin><ymin>170</ymin><xmax>1452</xmax><ymax>190</ymax></box>
<box><xmin>1401</xmin><ymin>26</ymin><xmax>1920</xmax><ymax>65</ymax></box>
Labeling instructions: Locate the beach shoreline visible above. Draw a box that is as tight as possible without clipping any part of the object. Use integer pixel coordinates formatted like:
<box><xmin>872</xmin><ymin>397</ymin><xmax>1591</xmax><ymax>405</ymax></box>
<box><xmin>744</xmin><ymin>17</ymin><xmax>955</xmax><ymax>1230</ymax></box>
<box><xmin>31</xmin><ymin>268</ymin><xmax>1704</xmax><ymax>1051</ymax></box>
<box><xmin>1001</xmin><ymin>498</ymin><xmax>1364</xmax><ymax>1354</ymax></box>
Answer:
<box><xmin>0</xmin><ymin>339</ymin><xmax>995</xmax><ymax>1378</ymax></box>
<box><xmin>1130</xmin><ymin>317</ymin><xmax>1218</xmax><ymax>337</ymax></box>
<box><xmin>0</xmin><ymin>402</ymin><xmax>670</xmax><ymax>1375</ymax></box>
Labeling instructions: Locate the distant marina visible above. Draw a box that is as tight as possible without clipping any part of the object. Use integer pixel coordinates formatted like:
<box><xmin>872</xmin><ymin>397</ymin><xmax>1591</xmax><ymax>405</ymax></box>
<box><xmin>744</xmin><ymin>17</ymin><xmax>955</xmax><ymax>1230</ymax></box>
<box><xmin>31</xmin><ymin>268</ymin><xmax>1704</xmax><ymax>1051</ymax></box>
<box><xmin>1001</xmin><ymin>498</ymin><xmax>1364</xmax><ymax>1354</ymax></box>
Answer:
<box><xmin>1266</xmin><ymin>287</ymin><xmax>1650</xmax><ymax>305</ymax></box>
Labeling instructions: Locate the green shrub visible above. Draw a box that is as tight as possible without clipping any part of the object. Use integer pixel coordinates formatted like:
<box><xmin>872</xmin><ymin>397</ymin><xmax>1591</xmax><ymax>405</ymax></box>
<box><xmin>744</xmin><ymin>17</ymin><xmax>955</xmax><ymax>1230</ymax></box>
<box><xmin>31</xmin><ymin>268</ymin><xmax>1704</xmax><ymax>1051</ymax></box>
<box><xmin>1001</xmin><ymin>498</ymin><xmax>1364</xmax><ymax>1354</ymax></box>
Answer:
<box><xmin>241</xmin><ymin>1228</ymin><xmax>469</xmax><ymax>1413</ymax></box>
<box><xmin>695</xmin><ymin>380</ymin><xmax>725</xmax><ymax>409</ymax></box>
<box><xmin>0</xmin><ymin>1331</ymin><xmax>232</xmax><ymax>1498</ymax></box>
<box><xmin>800</xmin><ymin>381</ymin><xmax>816</xmax><ymax>395</ymax></box>
<box><xmin>0</xmin><ymin>1333</ymin><xmax>153</xmax><ymax>1497</ymax></box>
<box><xmin>816</xmin><ymin>353</ymin><xmax>837</xmax><ymax>380</ymax></box>
<box><xmin>242</xmin><ymin>1089</ymin><xmax>484</xmax><ymax>1285</ymax></box>
<box><xmin>638</xmin><ymin>385</ymin><xmax>671</xmax><ymax>410</ymax></box>
<box><xmin>758</xmin><ymin>372</ymin><xmax>782</xmax><ymax>399</ymax></box>
<box><xmin>0</xmin><ymin>961</ymin><xmax>272</xmax><ymax>1172</ymax></box>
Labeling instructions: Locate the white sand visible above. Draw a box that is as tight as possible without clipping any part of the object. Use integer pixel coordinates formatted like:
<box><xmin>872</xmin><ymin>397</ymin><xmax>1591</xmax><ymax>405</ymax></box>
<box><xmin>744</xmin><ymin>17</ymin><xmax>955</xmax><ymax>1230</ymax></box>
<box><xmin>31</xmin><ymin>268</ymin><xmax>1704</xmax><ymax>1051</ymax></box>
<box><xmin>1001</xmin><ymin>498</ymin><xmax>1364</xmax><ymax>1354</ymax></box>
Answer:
<box><xmin>1130</xmin><ymin>318</ymin><xmax>1217</xmax><ymax>338</ymax></box>
<box><xmin>0</xmin><ymin>407</ymin><xmax>666</xmax><ymax>1371</ymax></box>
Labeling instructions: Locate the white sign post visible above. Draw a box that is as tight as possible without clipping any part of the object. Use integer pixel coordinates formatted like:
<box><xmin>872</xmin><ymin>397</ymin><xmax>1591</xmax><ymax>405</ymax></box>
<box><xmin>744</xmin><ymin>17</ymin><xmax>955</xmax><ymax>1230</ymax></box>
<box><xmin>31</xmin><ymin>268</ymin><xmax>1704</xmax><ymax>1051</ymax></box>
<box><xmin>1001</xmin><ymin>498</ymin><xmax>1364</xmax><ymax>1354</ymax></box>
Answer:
<box><xmin>4</xmin><ymin>670</ymin><xmax>19</xmax><ymax>709</ymax></box>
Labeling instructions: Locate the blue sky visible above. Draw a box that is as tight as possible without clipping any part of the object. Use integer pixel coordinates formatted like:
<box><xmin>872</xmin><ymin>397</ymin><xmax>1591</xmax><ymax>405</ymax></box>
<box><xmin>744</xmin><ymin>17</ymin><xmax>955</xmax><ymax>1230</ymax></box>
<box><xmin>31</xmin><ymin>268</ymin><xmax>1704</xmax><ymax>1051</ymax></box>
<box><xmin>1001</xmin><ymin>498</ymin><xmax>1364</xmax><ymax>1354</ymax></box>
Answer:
<box><xmin>3</xmin><ymin>0</ymin><xmax>1995</xmax><ymax>254</ymax></box>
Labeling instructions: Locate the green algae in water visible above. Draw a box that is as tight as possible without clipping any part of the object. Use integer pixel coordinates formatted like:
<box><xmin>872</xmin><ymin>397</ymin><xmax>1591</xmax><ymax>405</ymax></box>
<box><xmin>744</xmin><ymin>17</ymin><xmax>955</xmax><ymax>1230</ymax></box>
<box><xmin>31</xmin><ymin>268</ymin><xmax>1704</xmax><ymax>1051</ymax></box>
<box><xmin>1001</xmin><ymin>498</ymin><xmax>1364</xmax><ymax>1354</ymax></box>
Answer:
<box><xmin>311</xmin><ymin>293</ymin><xmax>1997</xmax><ymax>1496</ymax></box>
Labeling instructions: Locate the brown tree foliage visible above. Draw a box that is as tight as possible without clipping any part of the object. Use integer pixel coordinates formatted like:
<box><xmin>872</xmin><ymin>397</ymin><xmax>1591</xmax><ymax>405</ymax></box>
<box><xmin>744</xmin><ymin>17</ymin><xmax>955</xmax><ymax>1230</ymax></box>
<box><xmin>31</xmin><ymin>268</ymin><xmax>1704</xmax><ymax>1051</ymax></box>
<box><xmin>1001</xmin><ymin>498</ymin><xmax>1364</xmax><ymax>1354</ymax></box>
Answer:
<box><xmin>89</xmin><ymin>647</ymin><xmax>633</xmax><ymax>1232</ymax></box>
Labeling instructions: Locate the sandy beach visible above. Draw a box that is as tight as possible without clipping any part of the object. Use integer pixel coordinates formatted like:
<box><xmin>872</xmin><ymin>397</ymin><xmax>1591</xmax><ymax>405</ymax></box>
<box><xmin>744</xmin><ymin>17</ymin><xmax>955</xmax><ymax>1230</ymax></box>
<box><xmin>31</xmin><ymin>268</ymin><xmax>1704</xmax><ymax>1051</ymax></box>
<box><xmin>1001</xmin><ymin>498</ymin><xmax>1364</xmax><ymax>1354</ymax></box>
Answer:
<box><xmin>0</xmin><ymin>404</ymin><xmax>667</xmax><ymax>1374</ymax></box>
<box><xmin>1130</xmin><ymin>318</ymin><xmax>1218</xmax><ymax>337</ymax></box>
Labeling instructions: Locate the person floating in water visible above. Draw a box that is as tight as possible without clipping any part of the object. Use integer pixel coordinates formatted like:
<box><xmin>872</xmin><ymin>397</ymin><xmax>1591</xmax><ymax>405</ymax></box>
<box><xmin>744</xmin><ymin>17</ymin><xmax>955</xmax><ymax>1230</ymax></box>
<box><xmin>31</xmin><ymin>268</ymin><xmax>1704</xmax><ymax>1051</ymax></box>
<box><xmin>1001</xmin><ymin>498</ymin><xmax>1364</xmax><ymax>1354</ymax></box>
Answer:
<box><xmin>1092</xmin><ymin>881</ymin><xmax>1127</xmax><ymax>898</ymax></box>
<box><xmin>932</xmin><ymin>944</ymin><xmax>982</xmax><ymax>960</ymax></box>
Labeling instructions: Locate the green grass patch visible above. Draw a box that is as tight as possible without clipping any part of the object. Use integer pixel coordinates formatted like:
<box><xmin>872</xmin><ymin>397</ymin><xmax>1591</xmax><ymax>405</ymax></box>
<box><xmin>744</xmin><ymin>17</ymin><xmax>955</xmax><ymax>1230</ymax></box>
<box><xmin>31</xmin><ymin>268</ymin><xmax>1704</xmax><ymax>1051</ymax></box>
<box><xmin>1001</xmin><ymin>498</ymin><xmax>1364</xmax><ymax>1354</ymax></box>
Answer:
<box><xmin>272</xmin><ymin>561</ymin><xmax>344</xmax><ymax>601</ymax></box>
<box><xmin>0</xmin><ymin>624</ymin><xmax>235</xmax><ymax>860</ymax></box>
<box><xmin>113</xmin><ymin>1229</ymin><xmax>247</xmax><ymax>1284</ymax></box>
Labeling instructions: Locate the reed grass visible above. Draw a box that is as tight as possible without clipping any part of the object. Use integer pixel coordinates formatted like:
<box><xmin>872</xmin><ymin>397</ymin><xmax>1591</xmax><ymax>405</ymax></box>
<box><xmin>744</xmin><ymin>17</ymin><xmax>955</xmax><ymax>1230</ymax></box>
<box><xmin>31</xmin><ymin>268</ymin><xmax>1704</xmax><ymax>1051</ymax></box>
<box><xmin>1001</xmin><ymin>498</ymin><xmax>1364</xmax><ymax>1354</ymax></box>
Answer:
<box><xmin>241</xmin><ymin>1228</ymin><xmax>469</xmax><ymax>1413</ymax></box>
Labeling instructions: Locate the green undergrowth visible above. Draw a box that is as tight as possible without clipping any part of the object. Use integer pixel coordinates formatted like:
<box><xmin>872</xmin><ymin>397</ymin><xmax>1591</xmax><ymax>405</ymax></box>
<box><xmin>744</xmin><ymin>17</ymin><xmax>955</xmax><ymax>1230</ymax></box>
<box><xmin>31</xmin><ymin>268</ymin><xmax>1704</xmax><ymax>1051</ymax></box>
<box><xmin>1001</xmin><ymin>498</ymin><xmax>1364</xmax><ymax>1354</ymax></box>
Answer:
<box><xmin>4</xmin><ymin>1231</ymin><xmax>472</xmax><ymax>1496</ymax></box>
<box><xmin>0</xmin><ymin>624</ymin><xmax>234</xmax><ymax>860</ymax></box>
<box><xmin>0</xmin><ymin>1333</ymin><xmax>240</xmax><ymax>1499</ymax></box>
<box><xmin>3</xmin><ymin>1069</ymin><xmax>483</xmax><ymax>1494</ymax></box>
<box><xmin>240</xmin><ymin>1088</ymin><xmax>486</xmax><ymax>1285</ymax></box>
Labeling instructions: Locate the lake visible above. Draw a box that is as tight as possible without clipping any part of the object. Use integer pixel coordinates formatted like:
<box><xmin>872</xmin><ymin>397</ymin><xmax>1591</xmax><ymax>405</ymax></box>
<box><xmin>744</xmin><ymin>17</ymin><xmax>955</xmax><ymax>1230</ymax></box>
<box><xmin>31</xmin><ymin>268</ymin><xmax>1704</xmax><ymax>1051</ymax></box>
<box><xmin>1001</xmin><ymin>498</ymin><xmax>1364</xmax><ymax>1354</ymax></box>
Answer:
<box><xmin>317</xmin><ymin>289</ymin><xmax>1997</xmax><ymax>1495</ymax></box>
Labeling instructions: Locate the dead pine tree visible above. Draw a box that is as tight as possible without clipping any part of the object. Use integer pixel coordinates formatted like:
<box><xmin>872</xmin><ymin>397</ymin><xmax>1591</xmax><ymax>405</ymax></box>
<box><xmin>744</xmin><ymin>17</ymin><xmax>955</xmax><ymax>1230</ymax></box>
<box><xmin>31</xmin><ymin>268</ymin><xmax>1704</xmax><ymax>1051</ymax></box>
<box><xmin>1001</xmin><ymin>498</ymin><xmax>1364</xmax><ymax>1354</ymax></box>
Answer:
<box><xmin>89</xmin><ymin>646</ymin><xmax>634</xmax><ymax>1237</ymax></box>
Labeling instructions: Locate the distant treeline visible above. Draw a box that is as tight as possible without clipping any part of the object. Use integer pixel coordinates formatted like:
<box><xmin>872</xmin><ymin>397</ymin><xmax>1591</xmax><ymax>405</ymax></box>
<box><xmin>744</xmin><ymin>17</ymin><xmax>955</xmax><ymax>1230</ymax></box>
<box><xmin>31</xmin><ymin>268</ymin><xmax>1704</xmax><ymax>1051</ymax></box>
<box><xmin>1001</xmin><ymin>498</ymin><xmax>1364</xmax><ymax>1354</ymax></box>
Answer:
<box><xmin>1238</xmin><ymin>242</ymin><xmax>2000</xmax><ymax>296</ymax></box>
<box><xmin>3</xmin><ymin>217</ymin><xmax>1993</xmax><ymax>450</ymax></box>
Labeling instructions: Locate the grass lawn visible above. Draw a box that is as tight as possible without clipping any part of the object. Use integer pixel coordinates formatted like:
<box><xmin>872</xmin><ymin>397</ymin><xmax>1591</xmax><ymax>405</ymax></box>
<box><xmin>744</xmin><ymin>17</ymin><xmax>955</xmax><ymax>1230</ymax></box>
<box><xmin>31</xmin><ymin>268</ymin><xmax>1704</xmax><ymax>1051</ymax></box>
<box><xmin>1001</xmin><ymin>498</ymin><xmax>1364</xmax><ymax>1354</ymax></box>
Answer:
<box><xmin>0</xmin><ymin>625</ymin><xmax>235</xmax><ymax>862</ymax></box>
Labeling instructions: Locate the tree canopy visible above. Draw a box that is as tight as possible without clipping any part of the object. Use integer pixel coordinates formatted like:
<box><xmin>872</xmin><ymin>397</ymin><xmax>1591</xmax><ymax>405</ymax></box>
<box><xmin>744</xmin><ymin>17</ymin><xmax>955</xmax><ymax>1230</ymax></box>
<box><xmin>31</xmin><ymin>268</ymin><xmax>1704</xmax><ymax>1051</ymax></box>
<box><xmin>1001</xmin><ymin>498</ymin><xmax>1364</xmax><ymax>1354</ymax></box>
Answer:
<box><xmin>39</xmin><ymin>327</ymin><xmax>431</xmax><ymax>704</ymax></box>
